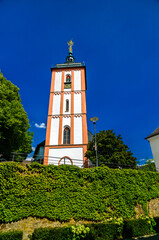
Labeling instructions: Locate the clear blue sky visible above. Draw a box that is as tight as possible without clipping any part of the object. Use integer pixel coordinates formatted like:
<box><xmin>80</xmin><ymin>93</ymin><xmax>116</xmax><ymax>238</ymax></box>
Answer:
<box><xmin>1</xmin><ymin>0</ymin><xmax>159</xmax><ymax>163</ymax></box>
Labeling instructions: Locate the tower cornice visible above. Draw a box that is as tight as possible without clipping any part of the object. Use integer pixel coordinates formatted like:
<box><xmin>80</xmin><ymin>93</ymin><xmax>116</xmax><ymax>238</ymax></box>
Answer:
<box><xmin>51</xmin><ymin>64</ymin><xmax>86</xmax><ymax>70</ymax></box>
<box><xmin>50</xmin><ymin>90</ymin><xmax>85</xmax><ymax>94</ymax></box>
<box><xmin>48</xmin><ymin>113</ymin><xmax>87</xmax><ymax>117</ymax></box>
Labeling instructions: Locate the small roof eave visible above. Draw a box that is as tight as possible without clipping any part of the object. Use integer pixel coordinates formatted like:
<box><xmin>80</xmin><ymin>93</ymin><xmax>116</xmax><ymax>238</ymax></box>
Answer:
<box><xmin>145</xmin><ymin>127</ymin><xmax>159</xmax><ymax>140</ymax></box>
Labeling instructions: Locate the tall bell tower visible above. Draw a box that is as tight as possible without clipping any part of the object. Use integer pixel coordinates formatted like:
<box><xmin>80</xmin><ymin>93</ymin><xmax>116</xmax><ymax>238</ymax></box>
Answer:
<box><xmin>44</xmin><ymin>41</ymin><xmax>88</xmax><ymax>167</ymax></box>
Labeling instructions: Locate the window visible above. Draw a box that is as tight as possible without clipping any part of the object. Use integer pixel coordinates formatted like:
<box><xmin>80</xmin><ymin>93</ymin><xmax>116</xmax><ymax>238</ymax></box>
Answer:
<box><xmin>58</xmin><ymin>156</ymin><xmax>73</xmax><ymax>166</ymax></box>
<box><xmin>66</xmin><ymin>100</ymin><xmax>69</xmax><ymax>112</ymax></box>
<box><xmin>63</xmin><ymin>127</ymin><xmax>70</xmax><ymax>144</ymax></box>
<box><xmin>64</xmin><ymin>74</ymin><xmax>71</xmax><ymax>89</ymax></box>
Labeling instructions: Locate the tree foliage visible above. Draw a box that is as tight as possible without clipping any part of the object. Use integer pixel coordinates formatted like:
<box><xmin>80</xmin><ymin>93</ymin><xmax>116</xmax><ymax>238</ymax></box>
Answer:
<box><xmin>141</xmin><ymin>159</ymin><xmax>156</xmax><ymax>172</ymax></box>
<box><xmin>0</xmin><ymin>72</ymin><xmax>33</xmax><ymax>159</ymax></box>
<box><xmin>85</xmin><ymin>130</ymin><xmax>136</xmax><ymax>167</ymax></box>
<box><xmin>0</xmin><ymin>162</ymin><xmax>159</xmax><ymax>223</ymax></box>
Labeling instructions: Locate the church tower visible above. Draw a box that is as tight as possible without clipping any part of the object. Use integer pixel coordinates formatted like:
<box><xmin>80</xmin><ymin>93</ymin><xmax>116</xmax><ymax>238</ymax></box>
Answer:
<box><xmin>44</xmin><ymin>41</ymin><xmax>88</xmax><ymax>167</ymax></box>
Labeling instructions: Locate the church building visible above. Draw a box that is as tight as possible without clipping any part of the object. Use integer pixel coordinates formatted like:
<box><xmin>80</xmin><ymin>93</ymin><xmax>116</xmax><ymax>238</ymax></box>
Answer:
<box><xmin>44</xmin><ymin>41</ymin><xmax>89</xmax><ymax>167</ymax></box>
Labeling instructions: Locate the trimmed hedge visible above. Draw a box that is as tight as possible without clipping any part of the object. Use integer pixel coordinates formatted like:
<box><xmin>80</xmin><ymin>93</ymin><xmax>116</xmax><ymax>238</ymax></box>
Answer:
<box><xmin>30</xmin><ymin>227</ymin><xmax>72</xmax><ymax>240</ymax></box>
<box><xmin>87</xmin><ymin>223</ymin><xmax>119</xmax><ymax>240</ymax></box>
<box><xmin>1</xmin><ymin>162</ymin><xmax>159</xmax><ymax>223</ymax></box>
<box><xmin>0</xmin><ymin>231</ymin><xmax>23</xmax><ymax>240</ymax></box>
<box><xmin>123</xmin><ymin>219</ymin><xmax>155</xmax><ymax>238</ymax></box>
<box><xmin>30</xmin><ymin>223</ymin><xmax>119</xmax><ymax>240</ymax></box>
<box><xmin>30</xmin><ymin>218</ymin><xmax>156</xmax><ymax>240</ymax></box>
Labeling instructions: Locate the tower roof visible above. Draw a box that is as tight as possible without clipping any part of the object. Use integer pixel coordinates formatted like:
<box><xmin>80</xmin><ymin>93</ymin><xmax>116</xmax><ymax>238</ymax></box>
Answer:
<box><xmin>51</xmin><ymin>40</ymin><xmax>85</xmax><ymax>69</ymax></box>
<box><xmin>145</xmin><ymin>127</ymin><xmax>159</xmax><ymax>139</ymax></box>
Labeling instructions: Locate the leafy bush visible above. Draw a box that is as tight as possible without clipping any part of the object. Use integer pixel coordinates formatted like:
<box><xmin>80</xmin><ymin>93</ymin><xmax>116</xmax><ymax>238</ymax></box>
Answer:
<box><xmin>71</xmin><ymin>225</ymin><xmax>90</xmax><ymax>239</ymax></box>
<box><xmin>86</xmin><ymin>223</ymin><xmax>119</xmax><ymax>240</ymax></box>
<box><xmin>1</xmin><ymin>162</ymin><xmax>159</xmax><ymax>223</ymax></box>
<box><xmin>30</xmin><ymin>223</ymin><xmax>119</xmax><ymax>240</ymax></box>
<box><xmin>123</xmin><ymin>218</ymin><xmax>156</xmax><ymax>238</ymax></box>
<box><xmin>30</xmin><ymin>227</ymin><xmax>71</xmax><ymax>240</ymax></box>
<box><xmin>30</xmin><ymin>218</ymin><xmax>157</xmax><ymax>240</ymax></box>
<box><xmin>0</xmin><ymin>231</ymin><xmax>23</xmax><ymax>240</ymax></box>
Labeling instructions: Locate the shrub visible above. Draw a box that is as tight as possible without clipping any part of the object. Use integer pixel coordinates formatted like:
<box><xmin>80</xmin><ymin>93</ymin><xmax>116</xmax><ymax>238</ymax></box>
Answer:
<box><xmin>30</xmin><ymin>225</ymin><xmax>90</xmax><ymax>240</ymax></box>
<box><xmin>30</xmin><ymin>218</ymin><xmax>157</xmax><ymax>240</ymax></box>
<box><xmin>0</xmin><ymin>231</ymin><xmax>23</xmax><ymax>240</ymax></box>
<box><xmin>71</xmin><ymin>225</ymin><xmax>90</xmax><ymax>239</ymax></box>
<box><xmin>123</xmin><ymin>218</ymin><xmax>155</xmax><ymax>238</ymax></box>
<box><xmin>30</xmin><ymin>223</ymin><xmax>119</xmax><ymax>240</ymax></box>
<box><xmin>87</xmin><ymin>223</ymin><xmax>119</xmax><ymax>240</ymax></box>
<box><xmin>30</xmin><ymin>227</ymin><xmax>71</xmax><ymax>240</ymax></box>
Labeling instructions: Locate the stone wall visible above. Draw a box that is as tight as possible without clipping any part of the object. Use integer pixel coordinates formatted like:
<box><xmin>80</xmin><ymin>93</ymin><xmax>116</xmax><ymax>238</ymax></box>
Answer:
<box><xmin>0</xmin><ymin>217</ymin><xmax>92</xmax><ymax>240</ymax></box>
<box><xmin>1</xmin><ymin>198</ymin><xmax>159</xmax><ymax>240</ymax></box>
<box><xmin>148</xmin><ymin>198</ymin><xmax>159</xmax><ymax>217</ymax></box>
<box><xmin>135</xmin><ymin>198</ymin><xmax>159</xmax><ymax>218</ymax></box>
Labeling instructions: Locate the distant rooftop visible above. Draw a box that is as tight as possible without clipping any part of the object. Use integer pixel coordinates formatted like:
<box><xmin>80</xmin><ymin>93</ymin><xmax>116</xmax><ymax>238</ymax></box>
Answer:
<box><xmin>146</xmin><ymin>127</ymin><xmax>159</xmax><ymax>139</ymax></box>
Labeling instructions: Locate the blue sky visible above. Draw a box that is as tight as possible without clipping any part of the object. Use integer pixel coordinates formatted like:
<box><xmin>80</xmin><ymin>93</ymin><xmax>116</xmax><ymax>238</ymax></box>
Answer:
<box><xmin>0</xmin><ymin>0</ymin><xmax>159</xmax><ymax>163</ymax></box>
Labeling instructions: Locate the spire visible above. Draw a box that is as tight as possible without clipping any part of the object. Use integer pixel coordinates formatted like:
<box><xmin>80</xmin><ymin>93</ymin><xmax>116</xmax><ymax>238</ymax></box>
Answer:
<box><xmin>66</xmin><ymin>40</ymin><xmax>75</xmax><ymax>63</ymax></box>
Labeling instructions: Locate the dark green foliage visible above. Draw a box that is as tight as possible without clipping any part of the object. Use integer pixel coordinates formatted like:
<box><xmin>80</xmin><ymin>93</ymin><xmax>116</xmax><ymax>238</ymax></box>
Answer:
<box><xmin>0</xmin><ymin>72</ymin><xmax>33</xmax><ymax>160</ymax></box>
<box><xmin>30</xmin><ymin>227</ymin><xmax>71</xmax><ymax>240</ymax></box>
<box><xmin>31</xmin><ymin>219</ymin><xmax>157</xmax><ymax>240</ymax></box>
<box><xmin>141</xmin><ymin>159</ymin><xmax>156</xmax><ymax>172</ymax></box>
<box><xmin>0</xmin><ymin>231</ymin><xmax>23</xmax><ymax>240</ymax></box>
<box><xmin>123</xmin><ymin>219</ymin><xmax>155</xmax><ymax>238</ymax></box>
<box><xmin>86</xmin><ymin>130</ymin><xmax>136</xmax><ymax>167</ymax></box>
<box><xmin>30</xmin><ymin>224</ymin><xmax>119</xmax><ymax>240</ymax></box>
<box><xmin>1</xmin><ymin>162</ymin><xmax>159</xmax><ymax>223</ymax></box>
<box><xmin>87</xmin><ymin>223</ymin><xmax>119</xmax><ymax>240</ymax></box>
<box><xmin>154</xmin><ymin>217</ymin><xmax>159</xmax><ymax>233</ymax></box>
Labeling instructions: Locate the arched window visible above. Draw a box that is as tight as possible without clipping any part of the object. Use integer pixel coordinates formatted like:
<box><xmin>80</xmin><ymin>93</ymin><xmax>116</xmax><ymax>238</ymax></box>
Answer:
<box><xmin>58</xmin><ymin>156</ymin><xmax>73</xmax><ymax>166</ymax></box>
<box><xmin>66</xmin><ymin>74</ymin><xmax>71</xmax><ymax>83</ymax></box>
<box><xmin>63</xmin><ymin>127</ymin><xmax>70</xmax><ymax>144</ymax></box>
<box><xmin>66</xmin><ymin>100</ymin><xmax>69</xmax><ymax>112</ymax></box>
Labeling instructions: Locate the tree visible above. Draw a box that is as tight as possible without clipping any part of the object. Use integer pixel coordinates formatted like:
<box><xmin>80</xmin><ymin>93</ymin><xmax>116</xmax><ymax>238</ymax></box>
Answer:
<box><xmin>85</xmin><ymin>130</ymin><xmax>137</xmax><ymax>168</ymax></box>
<box><xmin>141</xmin><ymin>159</ymin><xmax>156</xmax><ymax>172</ymax></box>
<box><xmin>0</xmin><ymin>72</ymin><xmax>33</xmax><ymax>160</ymax></box>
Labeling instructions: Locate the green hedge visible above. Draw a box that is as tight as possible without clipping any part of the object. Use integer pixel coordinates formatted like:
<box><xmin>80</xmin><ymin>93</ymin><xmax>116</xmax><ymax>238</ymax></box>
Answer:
<box><xmin>87</xmin><ymin>223</ymin><xmax>119</xmax><ymax>240</ymax></box>
<box><xmin>30</xmin><ymin>218</ymin><xmax>156</xmax><ymax>240</ymax></box>
<box><xmin>1</xmin><ymin>162</ymin><xmax>159</xmax><ymax>223</ymax></box>
<box><xmin>0</xmin><ymin>231</ymin><xmax>23</xmax><ymax>240</ymax></box>
<box><xmin>30</xmin><ymin>223</ymin><xmax>119</xmax><ymax>240</ymax></box>
<box><xmin>123</xmin><ymin>218</ymin><xmax>155</xmax><ymax>238</ymax></box>
<box><xmin>30</xmin><ymin>227</ymin><xmax>72</xmax><ymax>240</ymax></box>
